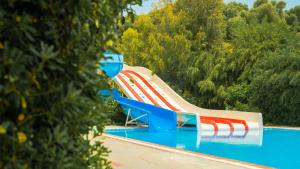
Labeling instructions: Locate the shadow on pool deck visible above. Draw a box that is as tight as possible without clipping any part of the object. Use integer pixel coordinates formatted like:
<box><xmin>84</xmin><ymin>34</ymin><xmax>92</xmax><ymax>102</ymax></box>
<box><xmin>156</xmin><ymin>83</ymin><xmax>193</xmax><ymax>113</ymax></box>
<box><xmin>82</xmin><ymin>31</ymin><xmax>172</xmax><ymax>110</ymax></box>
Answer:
<box><xmin>97</xmin><ymin>136</ymin><xmax>261</xmax><ymax>169</ymax></box>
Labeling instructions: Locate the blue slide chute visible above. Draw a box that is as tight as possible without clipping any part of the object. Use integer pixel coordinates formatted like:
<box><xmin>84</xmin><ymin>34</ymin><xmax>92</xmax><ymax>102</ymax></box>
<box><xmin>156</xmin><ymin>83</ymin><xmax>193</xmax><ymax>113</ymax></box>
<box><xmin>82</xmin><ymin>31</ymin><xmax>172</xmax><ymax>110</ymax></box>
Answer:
<box><xmin>112</xmin><ymin>89</ymin><xmax>177</xmax><ymax>132</ymax></box>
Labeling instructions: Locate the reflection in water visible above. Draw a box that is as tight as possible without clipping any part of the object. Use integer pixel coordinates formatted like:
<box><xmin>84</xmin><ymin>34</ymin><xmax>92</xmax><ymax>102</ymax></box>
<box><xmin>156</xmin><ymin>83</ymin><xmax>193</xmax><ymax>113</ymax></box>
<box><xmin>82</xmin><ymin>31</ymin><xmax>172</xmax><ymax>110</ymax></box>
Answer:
<box><xmin>175</xmin><ymin>128</ymin><xmax>263</xmax><ymax>150</ymax></box>
<box><xmin>196</xmin><ymin>129</ymin><xmax>263</xmax><ymax>147</ymax></box>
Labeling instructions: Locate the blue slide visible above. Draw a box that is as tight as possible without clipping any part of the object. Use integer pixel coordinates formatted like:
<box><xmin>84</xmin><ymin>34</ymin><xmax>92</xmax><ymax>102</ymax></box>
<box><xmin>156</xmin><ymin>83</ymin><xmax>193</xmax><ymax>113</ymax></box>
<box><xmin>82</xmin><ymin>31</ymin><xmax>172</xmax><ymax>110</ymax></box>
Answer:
<box><xmin>99</xmin><ymin>53</ymin><xmax>177</xmax><ymax>132</ymax></box>
<box><xmin>112</xmin><ymin>89</ymin><xmax>177</xmax><ymax>131</ymax></box>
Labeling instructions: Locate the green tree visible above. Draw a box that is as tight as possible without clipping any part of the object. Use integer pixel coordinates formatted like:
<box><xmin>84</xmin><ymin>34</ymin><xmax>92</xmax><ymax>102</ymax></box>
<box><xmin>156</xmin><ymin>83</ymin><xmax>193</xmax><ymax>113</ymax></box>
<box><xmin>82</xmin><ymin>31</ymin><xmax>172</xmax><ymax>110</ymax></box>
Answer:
<box><xmin>253</xmin><ymin>3</ymin><xmax>281</xmax><ymax>23</ymax></box>
<box><xmin>250</xmin><ymin>43</ymin><xmax>300</xmax><ymax>125</ymax></box>
<box><xmin>119</xmin><ymin>3</ymin><xmax>191</xmax><ymax>80</ymax></box>
<box><xmin>119</xmin><ymin>27</ymin><xmax>145</xmax><ymax>66</ymax></box>
<box><xmin>176</xmin><ymin>0</ymin><xmax>224</xmax><ymax>46</ymax></box>
<box><xmin>253</xmin><ymin>0</ymin><xmax>268</xmax><ymax>8</ymax></box>
<box><xmin>224</xmin><ymin>2</ymin><xmax>248</xmax><ymax>20</ymax></box>
<box><xmin>286</xmin><ymin>5</ymin><xmax>300</xmax><ymax>31</ymax></box>
<box><xmin>0</xmin><ymin>0</ymin><xmax>140</xmax><ymax>168</ymax></box>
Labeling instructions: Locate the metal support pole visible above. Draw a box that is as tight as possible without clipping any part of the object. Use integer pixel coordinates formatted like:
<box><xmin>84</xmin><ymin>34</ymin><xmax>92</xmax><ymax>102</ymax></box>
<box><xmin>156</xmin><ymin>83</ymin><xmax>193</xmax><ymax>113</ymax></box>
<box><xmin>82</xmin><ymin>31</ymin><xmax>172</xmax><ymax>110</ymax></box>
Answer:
<box><xmin>125</xmin><ymin>108</ymin><xmax>131</xmax><ymax>127</ymax></box>
<box><xmin>127</xmin><ymin>114</ymin><xmax>147</xmax><ymax>123</ymax></box>
<box><xmin>125</xmin><ymin>108</ymin><xmax>148</xmax><ymax>127</ymax></box>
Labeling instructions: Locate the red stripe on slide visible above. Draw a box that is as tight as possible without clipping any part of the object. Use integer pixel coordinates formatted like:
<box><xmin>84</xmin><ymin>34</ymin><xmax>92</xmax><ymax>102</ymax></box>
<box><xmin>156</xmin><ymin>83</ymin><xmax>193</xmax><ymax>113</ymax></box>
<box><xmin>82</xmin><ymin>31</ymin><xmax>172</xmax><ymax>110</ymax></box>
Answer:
<box><xmin>122</xmin><ymin>72</ymin><xmax>160</xmax><ymax>107</ymax></box>
<box><xmin>202</xmin><ymin>116</ymin><xmax>248</xmax><ymax>131</ymax></box>
<box><xmin>200</xmin><ymin>118</ymin><xmax>219</xmax><ymax>133</ymax></box>
<box><xmin>117</xmin><ymin>74</ymin><xmax>143</xmax><ymax>102</ymax></box>
<box><xmin>123</xmin><ymin>70</ymin><xmax>179</xmax><ymax>111</ymax></box>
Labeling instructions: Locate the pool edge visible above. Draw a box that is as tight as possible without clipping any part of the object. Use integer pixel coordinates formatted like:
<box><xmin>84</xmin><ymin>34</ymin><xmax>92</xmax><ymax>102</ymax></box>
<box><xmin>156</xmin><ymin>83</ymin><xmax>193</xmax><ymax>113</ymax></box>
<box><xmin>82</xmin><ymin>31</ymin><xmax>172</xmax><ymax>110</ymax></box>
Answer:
<box><xmin>102</xmin><ymin>132</ymin><xmax>274</xmax><ymax>169</ymax></box>
<box><xmin>264</xmin><ymin>126</ymin><xmax>300</xmax><ymax>130</ymax></box>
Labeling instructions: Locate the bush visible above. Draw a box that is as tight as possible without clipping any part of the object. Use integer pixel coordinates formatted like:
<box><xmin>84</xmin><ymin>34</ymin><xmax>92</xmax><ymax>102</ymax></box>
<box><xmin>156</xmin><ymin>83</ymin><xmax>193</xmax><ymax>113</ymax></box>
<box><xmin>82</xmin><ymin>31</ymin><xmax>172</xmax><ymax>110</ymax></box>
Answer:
<box><xmin>0</xmin><ymin>0</ymin><xmax>140</xmax><ymax>168</ymax></box>
<box><xmin>104</xmin><ymin>96</ymin><xmax>127</xmax><ymax>125</ymax></box>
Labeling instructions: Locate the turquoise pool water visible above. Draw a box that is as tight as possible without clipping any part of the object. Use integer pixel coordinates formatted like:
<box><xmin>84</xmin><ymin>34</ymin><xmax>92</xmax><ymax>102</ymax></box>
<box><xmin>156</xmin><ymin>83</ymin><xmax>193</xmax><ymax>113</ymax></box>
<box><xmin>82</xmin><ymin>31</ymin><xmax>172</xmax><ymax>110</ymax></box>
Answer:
<box><xmin>105</xmin><ymin>128</ymin><xmax>300</xmax><ymax>169</ymax></box>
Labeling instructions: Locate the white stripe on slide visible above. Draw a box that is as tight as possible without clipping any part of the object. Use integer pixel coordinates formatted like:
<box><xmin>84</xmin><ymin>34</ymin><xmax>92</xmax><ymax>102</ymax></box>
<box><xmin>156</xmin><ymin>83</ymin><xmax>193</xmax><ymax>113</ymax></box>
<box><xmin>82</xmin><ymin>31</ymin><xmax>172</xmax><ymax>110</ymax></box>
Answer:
<box><xmin>115</xmin><ymin>76</ymin><xmax>138</xmax><ymax>100</ymax></box>
<box><xmin>119</xmin><ymin>73</ymin><xmax>153</xmax><ymax>105</ymax></box>
<box><xmin>127</xmin><ymin>73</ymin><xmax>170</xmax><ymax>109</ymax></box>
<box><xmin>216</xmin><ymin>123</ymin><xmax>231</xmax><ymax>131</ymax></box>
<box><xmin>127</xmin><ymin>71</ymin><xmax>185</xmax><ymax>111</ymax></box>
<box><xmin>232</xmin><ymin>123</ymin><xmax>245</xmax><ymax>131</ymax></box>
<box><xmin>124</xmin><ymin>70</ymin><xmax>180</xmax><ymax>111</ymax></box>
<box><xmin>150</xmin><ymin>81</ymin><xmax>185</xmax><ymax>111</ymax></box>
<box><xmin>201</xmin><ymin>124</ymin><xmax>216</xmax><ymax>131</ymax></box>
<box><xmin>215</xmin><ymin>124</ymin><xmax>231</xmax><ymax>136</ymax></box>
<box><xmin>121</xmin><ymin>72</ymin><xmax>162</xmax><ymax>107</ymax></box>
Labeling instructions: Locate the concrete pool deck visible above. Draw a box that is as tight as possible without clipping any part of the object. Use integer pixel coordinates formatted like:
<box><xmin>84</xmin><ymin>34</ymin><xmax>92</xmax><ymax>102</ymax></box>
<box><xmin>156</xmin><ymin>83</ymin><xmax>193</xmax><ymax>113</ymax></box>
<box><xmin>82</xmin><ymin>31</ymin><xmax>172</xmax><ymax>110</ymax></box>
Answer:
<box><xmin>95</xmin><ymin>133</ymin><xmax>272</xmax><ymax>169</ymax></box>
<box><xmin>102</xmin><ymin>136</ymin><xmax>247</xmax><ymax>169</ymax></box>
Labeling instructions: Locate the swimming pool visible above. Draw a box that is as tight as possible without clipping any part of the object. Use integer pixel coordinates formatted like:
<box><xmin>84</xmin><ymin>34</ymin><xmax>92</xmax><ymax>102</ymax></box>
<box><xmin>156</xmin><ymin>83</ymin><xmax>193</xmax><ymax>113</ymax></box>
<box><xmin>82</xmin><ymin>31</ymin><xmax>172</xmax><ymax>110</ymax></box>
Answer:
<box><xmin>105</xmin><ymin>127</ymin><xmax>300</xmax><ymax>169</ymax></box>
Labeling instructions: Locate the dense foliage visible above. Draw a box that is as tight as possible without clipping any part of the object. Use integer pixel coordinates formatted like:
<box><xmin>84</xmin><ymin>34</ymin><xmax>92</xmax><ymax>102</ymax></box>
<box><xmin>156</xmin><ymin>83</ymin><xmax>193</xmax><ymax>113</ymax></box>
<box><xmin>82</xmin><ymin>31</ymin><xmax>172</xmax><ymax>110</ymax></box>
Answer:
<box><xmin>117</xmin><ymin>0</ymin><xmax>300</xmax><ymax>126</ymax></box>
<box><xmin>0</xmin><ymin>0</ymin><xmax>140</xmax><ymax>168</ymax></box>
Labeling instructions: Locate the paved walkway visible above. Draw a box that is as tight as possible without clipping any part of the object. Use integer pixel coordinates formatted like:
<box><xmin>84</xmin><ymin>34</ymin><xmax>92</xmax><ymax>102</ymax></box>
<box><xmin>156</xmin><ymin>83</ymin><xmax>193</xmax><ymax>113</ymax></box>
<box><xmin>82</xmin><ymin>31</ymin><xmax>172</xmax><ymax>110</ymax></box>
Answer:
<box><xmin>99</xmin><ymin>136</ymin><xmax>256</xmax><ymax>169</ymax></box>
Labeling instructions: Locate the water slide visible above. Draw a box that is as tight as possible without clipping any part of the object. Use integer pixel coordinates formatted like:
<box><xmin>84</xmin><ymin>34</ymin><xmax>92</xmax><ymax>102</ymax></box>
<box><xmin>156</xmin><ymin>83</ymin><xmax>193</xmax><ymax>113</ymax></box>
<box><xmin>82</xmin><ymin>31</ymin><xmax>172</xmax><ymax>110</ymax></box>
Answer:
<box><xmin>100</xmin><ymin>53</ymin><xmax>263</xmax><ymax>141</ymax></box>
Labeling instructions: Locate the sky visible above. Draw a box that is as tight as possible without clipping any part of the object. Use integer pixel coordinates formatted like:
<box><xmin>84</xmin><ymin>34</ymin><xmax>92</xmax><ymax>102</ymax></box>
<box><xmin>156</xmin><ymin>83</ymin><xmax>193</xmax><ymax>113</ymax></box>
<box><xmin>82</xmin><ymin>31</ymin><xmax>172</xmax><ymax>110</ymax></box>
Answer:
<box><xmin>132</xmin><ymin>0</ymin><xmax>300</xmax><ymax>15</ymax></box>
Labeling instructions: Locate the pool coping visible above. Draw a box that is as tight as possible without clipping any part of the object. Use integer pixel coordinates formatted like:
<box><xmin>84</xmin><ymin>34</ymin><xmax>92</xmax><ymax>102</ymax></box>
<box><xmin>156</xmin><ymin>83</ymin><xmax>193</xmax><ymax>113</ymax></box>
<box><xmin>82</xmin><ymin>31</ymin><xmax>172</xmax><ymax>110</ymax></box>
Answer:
<box><xmin>102</xmin><ymin>131</ymin><xmax>274</xmax><ymax>169</ymax></box>
<box><xmin>264</xmin><ymin>126</ymin><xmax>300</xmax><ymax>130</ymax></box>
